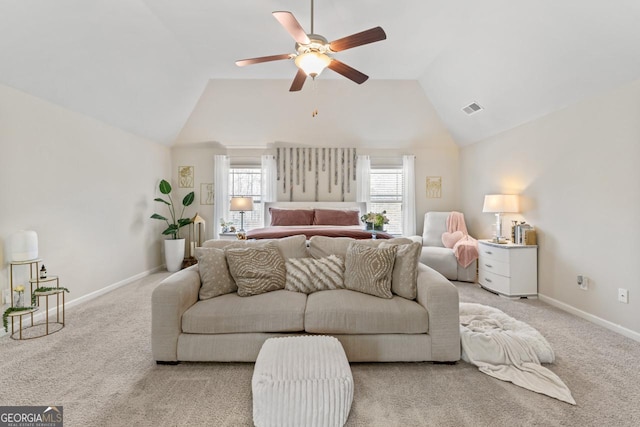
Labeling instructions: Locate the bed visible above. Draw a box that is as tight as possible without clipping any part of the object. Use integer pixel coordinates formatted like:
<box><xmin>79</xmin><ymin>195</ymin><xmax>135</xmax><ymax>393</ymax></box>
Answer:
<box><xmin>245</xmin><ymin>201</ymin><xmax>393</xmax><ymax>240</ymax></box>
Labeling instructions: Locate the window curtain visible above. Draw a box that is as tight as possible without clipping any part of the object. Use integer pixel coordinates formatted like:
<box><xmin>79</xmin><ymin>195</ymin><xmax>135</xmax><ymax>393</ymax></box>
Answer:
<box><xmin>261</xmin><ymin>154</ymin><xmax>277</xmax><ymax>204</ymax></box>
<box><xmin>213</xmin><ymin>155</ymin><xmax>229</xmax><ymax>239</ymax></box>
<box><xmin>402</xmin><ymin>155</ymin><xmax>416</xmax><ymax>236</ymax></box>
<box><xmin>356</xmin><ymin>155</ymin><xmax>371</xmax><ymax>203</ymax></box>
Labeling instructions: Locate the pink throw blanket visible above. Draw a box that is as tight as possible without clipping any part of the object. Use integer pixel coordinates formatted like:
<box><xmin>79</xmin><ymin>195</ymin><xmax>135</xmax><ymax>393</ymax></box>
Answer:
<box><xmin>447</xmin><ymin>212</ymin><xmax>479</xmax><ymax>268</ymax></box>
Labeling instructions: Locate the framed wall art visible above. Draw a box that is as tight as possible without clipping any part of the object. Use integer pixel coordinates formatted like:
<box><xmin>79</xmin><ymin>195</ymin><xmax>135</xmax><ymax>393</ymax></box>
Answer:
<box><xmin>179</xmin><ymin>166</ymin><xmax>194</xmax><ymax>188</ymax></box>
<box><xmin>426</xmin><ymin>176</ymin><xmax>442</xmax><ymax>198</ymax></box>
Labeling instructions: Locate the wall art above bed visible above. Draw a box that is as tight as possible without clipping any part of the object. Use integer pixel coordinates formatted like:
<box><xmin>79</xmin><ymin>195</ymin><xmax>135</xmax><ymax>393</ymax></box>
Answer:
<box><xmin>276</xmin><ymin>147</ymin><xmax>356</xmax><ymax>202</ymax></box>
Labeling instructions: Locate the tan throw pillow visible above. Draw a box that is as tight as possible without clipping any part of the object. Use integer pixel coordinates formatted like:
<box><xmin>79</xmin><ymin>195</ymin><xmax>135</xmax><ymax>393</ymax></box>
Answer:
<box><xmin>194</xmin><ymin>247</ymin><xmax>237</xmax><ymax>300</ymax></box>
<box><xmin>344</xmin><ymin>242</ymin><xmax>397</xmax><ymax>299</ymax></box>
<box><xmin>379</xmin><ymin>241</ymin><xmax>422</xmax><ymax>300</ymax></box>
<box><xmin>285</xmin><ymin>255</ymin><xmax>345</xmax><ymax>294</ymax></box>
<box><xmin>225</xmin><ymin>243</ymin><xmax>286</xmax><ymax>296</ymax></box>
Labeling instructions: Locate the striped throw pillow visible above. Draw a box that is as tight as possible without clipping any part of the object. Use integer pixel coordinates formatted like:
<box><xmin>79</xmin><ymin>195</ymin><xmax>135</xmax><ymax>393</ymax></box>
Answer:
<box><xmin>285</xmin><ymin>255</ymin><xmax>345</xmax><ymax>294</ymax></box>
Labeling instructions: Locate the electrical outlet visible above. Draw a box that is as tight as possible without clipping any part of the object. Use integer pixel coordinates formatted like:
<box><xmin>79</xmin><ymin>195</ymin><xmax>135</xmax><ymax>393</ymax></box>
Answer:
<box><xmin>618</xmin><ymin>288</ymin><xmax>629</xmax><ymax>304</ymax></box>
<box><xmin>577</xmin><ymin>275</ymin><xmax>588</xmax><ymax>290</ymax></box>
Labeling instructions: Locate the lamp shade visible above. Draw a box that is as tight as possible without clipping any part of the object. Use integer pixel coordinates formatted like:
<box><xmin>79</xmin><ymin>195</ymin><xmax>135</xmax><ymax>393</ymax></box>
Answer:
<box><xmin>230</xmin><ymin>197</ymin><xmax>254</xmax><ymax>212</ymax></box>
<box><xmin>295</xmin><ymin>52</ymin><xmax>331</xmax><ymax>77</ymax></box>
<box><xmin>482</xmin><ymin>194</ymin><xmax>519</xmax><ymax>213</ymax></box>
<box><xmin>10</xmin><ymin>230</ymin><xmax>38</xmax><ymax>261</ymax></box>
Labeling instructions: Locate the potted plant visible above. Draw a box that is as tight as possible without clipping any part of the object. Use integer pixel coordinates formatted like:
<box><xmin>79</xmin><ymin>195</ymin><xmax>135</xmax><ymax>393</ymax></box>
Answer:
<box><xmin>151</xmin><ymin>179</ymin><xmax>195</xmax><ymax>272</ymax></box>
<box><xmin>361</xmin><ymin>211</ymin><xmax>389</xmax><ymax>231</ymax></box>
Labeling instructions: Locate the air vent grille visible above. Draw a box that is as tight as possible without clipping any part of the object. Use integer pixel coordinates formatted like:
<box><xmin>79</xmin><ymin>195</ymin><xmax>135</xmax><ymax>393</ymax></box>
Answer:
<box><xmin>462</xmin><ymin>102</ymin><xmax>483</xmax><ymax>115</ymax></box>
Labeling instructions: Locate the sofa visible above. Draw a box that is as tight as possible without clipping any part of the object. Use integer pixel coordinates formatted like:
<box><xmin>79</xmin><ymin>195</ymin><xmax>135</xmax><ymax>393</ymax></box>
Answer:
<box><xmin>151</xmin><ymin>235</ymin><xmax>460</xmax><ymax>363</ymax></box>
<box><xmin>412</xmin><ymin>212</ymin><xmax>477</xmax><ymax>283</ymax></box>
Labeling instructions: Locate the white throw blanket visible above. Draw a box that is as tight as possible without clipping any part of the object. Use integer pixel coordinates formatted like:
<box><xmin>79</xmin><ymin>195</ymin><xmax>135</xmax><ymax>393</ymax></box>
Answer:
<box><xmin>460</xmin><ymin>303</ymin><xmax>576</xmax><ymax>405</ymax></box>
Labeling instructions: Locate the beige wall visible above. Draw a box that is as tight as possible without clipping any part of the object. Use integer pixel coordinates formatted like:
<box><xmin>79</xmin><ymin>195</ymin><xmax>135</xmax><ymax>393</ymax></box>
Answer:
<box><xmin>460</xmin><ymin>79</ymin><xmax>640</xmax><ymax>337</ymax></box>
<box><xmin>0</xmin><ymin>84</ymin><xmax>171</xmax><ymax>307</ymax></box>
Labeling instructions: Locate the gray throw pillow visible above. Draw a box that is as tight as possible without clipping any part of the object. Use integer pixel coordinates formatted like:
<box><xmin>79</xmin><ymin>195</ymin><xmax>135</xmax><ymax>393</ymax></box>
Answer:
<box><xmin>285</xmin><ymin>255</ymin><xmax>345</xmax><ymax>294</ymax></box>
<box><xmin>379</xmin><ymin>241</ymin><xmax>422</xmax><ymax>300</ymax></box>
<box><xmin>225</xmin><ymin>243</ymin><xmax>286</xmax><ymax>296</ymax></box>
<box><xmin>344</xmin><ymin>242</ymin><xmax>397</xmax><ymax>299</ymax></box>
<box><xmin>194</xmin><ymin>247</ymin><xmax>237</xmax><ymax>300</ymax></box>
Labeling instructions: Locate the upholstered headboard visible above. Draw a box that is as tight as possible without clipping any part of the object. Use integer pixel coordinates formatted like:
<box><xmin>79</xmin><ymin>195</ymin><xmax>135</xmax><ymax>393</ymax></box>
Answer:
<box><xmin>264</xmin><ymin>202</ymin><xmax>366</xmax><ymax>226</ymax></box>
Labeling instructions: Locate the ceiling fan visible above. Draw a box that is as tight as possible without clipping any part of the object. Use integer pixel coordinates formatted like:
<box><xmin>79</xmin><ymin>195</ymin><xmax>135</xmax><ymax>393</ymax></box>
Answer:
<box><xmin>235</xmin><ymin>0</ymin><xmax>387</xmax><ymax>92</ymax></box>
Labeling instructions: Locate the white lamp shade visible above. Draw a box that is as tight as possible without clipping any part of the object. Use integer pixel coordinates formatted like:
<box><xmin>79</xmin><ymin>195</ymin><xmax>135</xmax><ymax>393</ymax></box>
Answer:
<box><xmin>10</xmin><ymin>230</ymin><xmax>38</xmax><ymax>261</ymax></box>
<box><xmin>295</xmin><ymin>52</ymin><xmax>331</xmax><ymax>77</ymax></box>
<box><xmin>482</xmin><ymin>194</ymin><xmax>519</xmax><ymax>213</ymax></box>
<box><xmin>230</xmin><ymin>197</ymin><xmax>254</xmax><ymax>212</ymax></box>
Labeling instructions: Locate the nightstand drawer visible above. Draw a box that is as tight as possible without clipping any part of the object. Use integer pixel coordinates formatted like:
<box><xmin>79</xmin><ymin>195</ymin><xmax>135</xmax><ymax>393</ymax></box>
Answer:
<box><xmin>479</xmin><ymin>258</ymin><xmax>510</xmax><ymax>277</ymax></box>
<box><xmin>478</xmin><ymin>245</ymin><xmax>509</xmax><ymax>263</ymax></box>
<box><xmin>479</xmin><ymin>269</ymin><xmax>511</xmax><ymax>295</ymax></box>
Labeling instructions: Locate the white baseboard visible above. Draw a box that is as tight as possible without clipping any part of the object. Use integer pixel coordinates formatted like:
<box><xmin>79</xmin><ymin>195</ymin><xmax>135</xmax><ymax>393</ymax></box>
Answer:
<box><xmin>1</xmin><ymin>266</ymin><xmax>164</xmax><ymax>337</ymax></box>
<box><xmin>538</xmin><ymin>293</ymin><xmax>640</xmax><ymax>343</ymax></box>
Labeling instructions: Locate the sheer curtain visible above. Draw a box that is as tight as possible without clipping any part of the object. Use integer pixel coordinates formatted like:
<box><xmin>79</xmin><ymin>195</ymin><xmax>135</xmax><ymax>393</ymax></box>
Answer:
<box><xmin>402</xmin><ymin>155</ymin><xmax>416</xmax><ymax>236</ymax></box>
<box><xmin>356</xmin><ymin>155</ymin><xmax>371</xmax><ymax>203</ymax></box>
<box><xmin>213</xmin><ymin>155</ymin><xmax>229</xmax><ymax>239</ymax></box>
<box><xmin>261</xmin><ymin>154</ymin><xmax>277</xmax><ymax>204</ymax></box>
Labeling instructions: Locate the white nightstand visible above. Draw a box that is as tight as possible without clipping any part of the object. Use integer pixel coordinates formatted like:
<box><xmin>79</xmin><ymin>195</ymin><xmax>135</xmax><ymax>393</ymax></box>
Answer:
<box><xmin>478</xmin><ymin>240</ymin><xmax>538</xmax><ymax>299</ymax></box>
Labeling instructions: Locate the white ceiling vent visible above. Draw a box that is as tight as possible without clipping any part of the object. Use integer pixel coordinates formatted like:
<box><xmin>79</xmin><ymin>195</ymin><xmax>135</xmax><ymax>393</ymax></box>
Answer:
<box><xmin>462</xmin><ymin>102</ymin><xmax>483</xmax><ymax>115</ymax></box>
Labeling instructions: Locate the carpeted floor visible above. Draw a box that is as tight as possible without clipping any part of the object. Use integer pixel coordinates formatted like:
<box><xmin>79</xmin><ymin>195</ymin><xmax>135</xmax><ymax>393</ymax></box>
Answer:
<box><xmin>1</xmin><ymin>272</ymin><xmax>639</xmax><ymax>426</ymax></box>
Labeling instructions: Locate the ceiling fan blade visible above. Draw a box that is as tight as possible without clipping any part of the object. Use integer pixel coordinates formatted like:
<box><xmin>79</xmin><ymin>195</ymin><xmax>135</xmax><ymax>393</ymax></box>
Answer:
<box><xmin>329</xmin><ymin>26</ymin><xmax>387</xmax><ymax>52</ymax></box>
<box><xmin>235</xmin><ymin>54</ymin><xmax>293</xmax><ymax>67</ymax></box>
<box><xmin>289</xmin><ymin>69</ymin><xmax>307</xmax><ymax>92</ymax></box>
<box><xmin>273</xmin><ymin>11</ymin><xmax>311</xmax><ymax>45</ymax></box>
<box><xmin>328</xmin><ymin>59</ymin><xmax>369</xmax><ymax>84</ymax></box>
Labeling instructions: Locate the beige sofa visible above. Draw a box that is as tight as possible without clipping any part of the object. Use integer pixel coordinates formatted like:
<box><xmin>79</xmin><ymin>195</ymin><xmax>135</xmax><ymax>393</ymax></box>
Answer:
<box><xmin>151</xmin><ymin>236</ymin><xmax>460</xmax><ymax>364</ymax></box>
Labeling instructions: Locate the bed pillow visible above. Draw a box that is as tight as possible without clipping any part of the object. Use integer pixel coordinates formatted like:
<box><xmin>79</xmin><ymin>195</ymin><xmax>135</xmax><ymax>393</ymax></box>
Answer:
<box><xmin>313</xmin><ymin>209</ymin><xmax>360</xmax><ymax>226</ymax></box>
<box><xmin>378</xmin><ymin>241</ymin><xmax>422</xmax><ymax>300</ymax></box>
<box><xmin>285</xmin><ymin>255</ymin><xmax>345</xmax><ymax>294</ymax></box>
<box><xmin>344</xmin><ymin>242</ymin><xmax>397</xmax><ymax>299</ymax></box>
<box><xmin>194</xmin><ymin>247</ymin><xmax>237</xmax><ymax>300</ymax></box>
<box><xmin>269</xmin><ymin>208</ymin><xmax>315</xmax><ymax>226</ymax></box>
<box><xmin>225</xmin><ymin>243</ymin><xmax>286</xmax><ymax>296</ymax></box>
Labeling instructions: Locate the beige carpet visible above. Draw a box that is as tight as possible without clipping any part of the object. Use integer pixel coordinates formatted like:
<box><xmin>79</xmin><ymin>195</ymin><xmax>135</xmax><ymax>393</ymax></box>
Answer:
<box><xmin>1</xmin><ymin>272</ymin><xmax>640</xmax><ymax>426</ymax></box>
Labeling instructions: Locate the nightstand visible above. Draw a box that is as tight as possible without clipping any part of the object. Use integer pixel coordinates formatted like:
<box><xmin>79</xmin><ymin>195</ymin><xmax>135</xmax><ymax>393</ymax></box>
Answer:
<box><xmin>478</xmin><ymin>240</ymin><xmax>538</xmax><ymax>298</ymax></box>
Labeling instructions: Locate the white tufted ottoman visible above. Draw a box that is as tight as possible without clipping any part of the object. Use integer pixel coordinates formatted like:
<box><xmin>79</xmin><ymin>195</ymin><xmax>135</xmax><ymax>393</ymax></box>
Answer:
<box><xmin>252</xmin><ymin>336</ymin><xmax>354</xmax><ymax>427</ymax></box>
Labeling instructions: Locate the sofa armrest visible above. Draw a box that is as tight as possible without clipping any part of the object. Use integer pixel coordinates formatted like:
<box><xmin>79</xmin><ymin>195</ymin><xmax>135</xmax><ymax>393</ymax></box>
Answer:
<box><xmin>406</xmin><ymin>235</ymin><xmax>423</xmax><ymax>245</ymax></box>
<box><xmin>415</xmin><ymin>263</ymin><xmax>460</xmax><ymax>361</ymax></box>
<box><xmin>151</xmin><ymin>265</ymin><xmax>200</xmax><ymax>362</ymax></box>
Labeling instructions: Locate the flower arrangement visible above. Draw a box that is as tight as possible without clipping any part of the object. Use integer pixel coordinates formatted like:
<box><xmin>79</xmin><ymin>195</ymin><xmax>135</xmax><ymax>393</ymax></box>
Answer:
<box><xmin>361</xmin><ymin>211</ymin><xmax>389</xmax><ymax>230</ymax></box>
<box><xmin>220</xmin><ymin>219</ymin><xmax>235</xmax><ymax>233</ymax></box>
<box><xmin>14</xmin><ymin>285</ymin><xmax>25</xmax><ymax>307</ymax></box>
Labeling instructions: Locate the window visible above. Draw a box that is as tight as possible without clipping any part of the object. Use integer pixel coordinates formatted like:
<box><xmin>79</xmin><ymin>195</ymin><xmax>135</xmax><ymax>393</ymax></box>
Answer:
<box><xmin>227</xmin><ymin>167</ymin><xmax>263</xmax><ymax>230</ymax></box>
<box><xmin>369</xmin><ymin>167</ymin><xmax>403</xmax><ymax>235</ymax></box>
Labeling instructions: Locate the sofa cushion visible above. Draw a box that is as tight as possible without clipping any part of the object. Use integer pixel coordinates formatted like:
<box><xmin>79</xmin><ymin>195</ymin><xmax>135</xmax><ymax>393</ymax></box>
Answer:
<box><xmin>203</xmin><ymin>234</ymin><xmax>308</xmax><ymax>259</ymax></box>
<box><xmin>182</xmin><ymin>290</ymin><xmax>307</xmax><ymax>333</ymax></box>
<box><xmin>308</xmin><ymin>236</ymin><xmax>413</xmax><ymax>259</ymax></box>
<box><xmin>285</xmin><ymin>255</ymin><xmax>345</xmax><ymax>294</ymax></box>
<box><xmin>305</xmin><ymin>289</ymin><xmax>428</xmax><ymax>334</ymax></box>
<box><xmin>194</xmin><ymin>247</ymin><xmax>237</xmax><ymax>300</ymax></box>
<box><xmin>225</xmin><ymin>243</ymin><xmax>286</xmax><ymax>296</ymax></box>
<box><xmin>419</xmin><ymin>246</ymin><xmax>458</xmax><ymax>280</ymax></box>
<box><xmin>344</xmin><ymin>242</ymin><xmax>397</xmax><ymax>299</ymax></box>
<box><xmin>379</xmin><ymin>241</ymin><xmax>421</xmax><ymax>300</ymax></box>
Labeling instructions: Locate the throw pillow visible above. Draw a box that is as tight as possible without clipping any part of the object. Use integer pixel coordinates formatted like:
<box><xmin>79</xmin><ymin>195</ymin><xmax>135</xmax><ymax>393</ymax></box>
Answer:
<box><xmin>344</xmin><ymin>242</ymin><xmax>397</xmax><ymax>299</ymax></box>
<box><xmin>285</xmin><ymin>255</ymin><xmax>345</xmax><ymax>294</ymax></box>
<box><xmin>378</xmin><ymin>241</ymin><xmax>422</xmax><ymax>300</ymax></box>
<box><xmin>194</xmin><ymin>247</ymin><xmax>237</xmax><ymax>300</ymax></box>
<box><xmin>225</xmin><ymin>243</ymin><xmax>286</xmax><ymax>296</ymax></box>
<box><xmin>442</xmin><ymin>230</ymin><xmax>464</xmax><ymax>249</ymax></box>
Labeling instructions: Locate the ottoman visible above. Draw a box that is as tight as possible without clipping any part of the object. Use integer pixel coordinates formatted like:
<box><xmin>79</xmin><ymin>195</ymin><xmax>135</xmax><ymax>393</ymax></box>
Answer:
<box><xmin>252</xmin><ymin>336</ymin><xmax>354</xmax><ymax>427</ymax></box>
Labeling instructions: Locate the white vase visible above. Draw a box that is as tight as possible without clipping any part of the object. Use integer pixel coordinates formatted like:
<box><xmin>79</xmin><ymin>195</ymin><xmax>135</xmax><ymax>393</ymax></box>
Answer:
<box><xmin>164</xmin><ymin>239</ymin><xmax>185</xmax><ymax>273</ymax></box>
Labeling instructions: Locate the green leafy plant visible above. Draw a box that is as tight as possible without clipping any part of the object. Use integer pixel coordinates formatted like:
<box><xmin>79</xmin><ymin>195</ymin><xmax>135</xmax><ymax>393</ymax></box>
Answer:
<box><xmin>150</xmin><ymin>179</ymin><xmax>195</xmax><ymax>239</ymax></box>
<box><xmin>31</xmin><ymin>287</ymin><xmax>70</xmax><ymax>306</ymax></box>
<box><xmin>361</xmin><ymin>211</ymin><xmax>389</xmax><ymax>229</ymax></box>
<box><xmin>3</xmin><ymin>306</ymin><xmax>36</xmax><ymax>332</ymax></box>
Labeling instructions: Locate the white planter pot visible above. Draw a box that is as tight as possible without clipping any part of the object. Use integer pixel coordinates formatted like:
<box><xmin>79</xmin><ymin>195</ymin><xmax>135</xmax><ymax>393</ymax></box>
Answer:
<box><xmin>164</xmin><ymin>238</ymin><xmax>185</xmax><ymax>273</ymax></box>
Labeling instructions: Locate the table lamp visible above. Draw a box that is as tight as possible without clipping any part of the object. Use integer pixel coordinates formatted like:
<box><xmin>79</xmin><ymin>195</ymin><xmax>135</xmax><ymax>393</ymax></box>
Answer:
<box><xmin>230</xmin><ymin>197</ymin><xmax>254</xmax><ymax>232</ymax></box>
<box><xmin>482</xmin><ymin>194</ymin><xmax>519</xmax><ymax>243</ymax></box>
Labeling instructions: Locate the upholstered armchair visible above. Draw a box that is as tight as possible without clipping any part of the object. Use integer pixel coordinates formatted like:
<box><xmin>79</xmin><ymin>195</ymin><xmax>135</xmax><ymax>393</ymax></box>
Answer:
<box><xmin>410</xmin><ymin>212</ymin><xmax>477</xmax><ymax>282</ymax></box>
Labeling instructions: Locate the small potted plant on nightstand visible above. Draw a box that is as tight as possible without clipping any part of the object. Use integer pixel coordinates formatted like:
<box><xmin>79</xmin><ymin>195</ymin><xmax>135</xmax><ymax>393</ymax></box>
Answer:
<box><xmin>150</xmin><ymin>179</ymin><xmax>195</xmax><ymax>272</ymax></box>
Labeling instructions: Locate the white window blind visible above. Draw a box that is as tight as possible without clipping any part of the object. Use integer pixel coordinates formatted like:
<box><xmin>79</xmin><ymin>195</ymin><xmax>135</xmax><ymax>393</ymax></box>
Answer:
<box><xmin>227</xmin><ymin>167</ymin><xmax>263</xmax><ymax>230</ymax></box>
<box><xmin>369</xmin><ymin>167</ymin><xmax>403</xmax><ymax>235</ymax></box>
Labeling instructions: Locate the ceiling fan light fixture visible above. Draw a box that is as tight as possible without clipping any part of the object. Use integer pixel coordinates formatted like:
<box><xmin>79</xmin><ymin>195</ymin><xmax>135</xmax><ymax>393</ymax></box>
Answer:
<box><xmin>295</xmin><ymin>52</ymin><xmax>331</xmax><ymax>78</ymax></box>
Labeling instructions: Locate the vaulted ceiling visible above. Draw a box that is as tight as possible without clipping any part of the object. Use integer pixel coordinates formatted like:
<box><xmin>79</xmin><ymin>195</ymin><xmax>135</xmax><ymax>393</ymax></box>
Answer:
<box><xmin>1</xmin><ymin>0</ymin><xmax>639</xmax><ymax>146</ymax></box>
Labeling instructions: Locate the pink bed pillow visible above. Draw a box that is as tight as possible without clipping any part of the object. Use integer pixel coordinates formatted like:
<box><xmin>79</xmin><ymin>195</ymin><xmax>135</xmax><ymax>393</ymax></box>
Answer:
<box><xmin>442</xmin><ymin>231</ymin><xmax>464</xmax><ymax>249</ymax></box>
<box><xmin>269</xmin><ymin>208</ymin><xmax>315</xmax><ymax>226</ymax></box>
<box><xmin>313</xmin><ymin>209</ymin><xmax>360</xmax><ymax>226</ymax></box>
